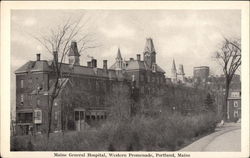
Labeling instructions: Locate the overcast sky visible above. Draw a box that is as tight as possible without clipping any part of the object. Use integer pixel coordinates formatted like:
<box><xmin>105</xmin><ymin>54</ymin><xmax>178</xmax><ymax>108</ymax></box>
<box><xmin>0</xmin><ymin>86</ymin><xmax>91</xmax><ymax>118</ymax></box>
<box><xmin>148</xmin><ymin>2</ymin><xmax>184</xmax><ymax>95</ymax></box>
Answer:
<box><xmin>10</xmin><ymin>10</ymin><xmax>241</xmax><ymax>117</ymax></box>
<box><xmin>11</xmin><ymin>10</ymin><xmax>240</xmax><ymax>76</ymax></box>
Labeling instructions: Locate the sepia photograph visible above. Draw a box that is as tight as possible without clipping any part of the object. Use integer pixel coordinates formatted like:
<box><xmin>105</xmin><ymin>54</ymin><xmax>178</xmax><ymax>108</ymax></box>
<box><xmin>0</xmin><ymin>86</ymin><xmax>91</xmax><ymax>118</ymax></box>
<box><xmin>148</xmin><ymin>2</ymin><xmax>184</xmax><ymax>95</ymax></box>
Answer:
<box><xmin>1</xmin><ymin>1</ymin><xmax>249</xmax><ymax>158</ymax></box>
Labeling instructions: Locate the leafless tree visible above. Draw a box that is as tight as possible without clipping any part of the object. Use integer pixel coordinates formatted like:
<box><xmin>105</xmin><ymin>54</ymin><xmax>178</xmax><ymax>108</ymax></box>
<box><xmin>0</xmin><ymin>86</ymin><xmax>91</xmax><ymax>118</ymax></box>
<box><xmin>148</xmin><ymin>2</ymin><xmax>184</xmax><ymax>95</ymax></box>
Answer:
<box><xmin>33</xmin><ymin>15</ymin><xmax>98</xmax><ymax>138</ymax></box>
<box><xmin>59</xmin><ymin>78</ymin><xmax>92</xmax><ymax>132</ymax></box>
<box><xmin>215</xmin><ymin>37</ymin><xmax>241</xmax><ymax>120</ymax></box>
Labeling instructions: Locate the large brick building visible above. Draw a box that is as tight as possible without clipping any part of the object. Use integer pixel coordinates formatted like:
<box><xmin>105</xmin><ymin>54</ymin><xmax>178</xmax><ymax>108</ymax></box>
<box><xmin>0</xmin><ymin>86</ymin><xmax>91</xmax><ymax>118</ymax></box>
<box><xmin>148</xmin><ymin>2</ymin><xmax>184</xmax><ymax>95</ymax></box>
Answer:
<box><xmin>15</xmin><ymin>38</ymin><xmax>167</xmax><ymax>135</ymax></box>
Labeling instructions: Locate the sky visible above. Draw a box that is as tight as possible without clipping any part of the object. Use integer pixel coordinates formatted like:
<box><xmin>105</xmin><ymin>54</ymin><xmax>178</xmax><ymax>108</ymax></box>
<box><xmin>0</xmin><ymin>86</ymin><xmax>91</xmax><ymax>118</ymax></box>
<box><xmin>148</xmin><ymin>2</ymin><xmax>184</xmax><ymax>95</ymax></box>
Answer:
<box><xmin>10</xmin><ymin>10</ymin><xmax>241</xmax><ymax>118</ymax></box>
<box><xmin>11</xmin><ymin>10</ymin><xmax>241</xmax><ymax>76</ymax></box>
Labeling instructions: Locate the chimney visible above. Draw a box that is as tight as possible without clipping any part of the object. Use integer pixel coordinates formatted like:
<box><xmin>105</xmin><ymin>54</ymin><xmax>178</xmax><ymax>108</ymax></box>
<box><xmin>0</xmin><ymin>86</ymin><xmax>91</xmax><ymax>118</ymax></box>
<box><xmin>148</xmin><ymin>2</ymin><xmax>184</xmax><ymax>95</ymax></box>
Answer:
<box><xmin>53</xmin><ymin>51</ymin><xmax>58</xmax><ymax>63</ymax></box>
<box><xmin>103</xmin><ymin>60</ymin><xmax>107</xmax><ymax>70</ymax></box>
<box><xmin>137</xmin><ymin>54</ymin><xmax>141</xmax><ymax>61</ymax></box>
<box><xmin>87</xmin><ymin>61</ymin><xmax>92</xmax><ymax>67</ymax></box>
<box><xmin>36</xmin><ymin>54</ymin><xmax>41</xmax><ymax>61</ymax></box>
<box><xmin>92</xmin><ymin>59</ymin><xmax>97</xmax><ymax>68</ymax></box>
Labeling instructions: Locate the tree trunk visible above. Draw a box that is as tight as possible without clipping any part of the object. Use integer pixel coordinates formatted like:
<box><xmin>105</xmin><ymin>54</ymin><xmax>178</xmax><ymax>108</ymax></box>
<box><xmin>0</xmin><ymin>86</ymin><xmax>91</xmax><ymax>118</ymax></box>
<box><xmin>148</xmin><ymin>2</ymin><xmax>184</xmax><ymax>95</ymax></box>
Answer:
<box><xmin>223</xmin><ymin>79</ymin><xmax>230</xmax><ymax>121</ymax></box>
<box><xmin>47</xmin><ymin>98</ymin><xmax>54</xmax><ymax>139</ymax></box>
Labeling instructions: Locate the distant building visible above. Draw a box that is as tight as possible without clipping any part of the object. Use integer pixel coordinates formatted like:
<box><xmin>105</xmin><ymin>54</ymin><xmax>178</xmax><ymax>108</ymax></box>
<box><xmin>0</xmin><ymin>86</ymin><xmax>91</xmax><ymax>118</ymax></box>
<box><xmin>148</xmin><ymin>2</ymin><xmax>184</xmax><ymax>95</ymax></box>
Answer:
<box><xmin>206</xmin><ymin>74</ymin><xmax>241</xmax><ymax>121</ymax></box>
<box><xmin>227</xmin><ymin>89</ymin><xmax>241</xmax><ymax>122</ymax></box>
<box><xmin>193</xmin><ymin>66</ymin><xmax>209</xmax><ymax>83</ymax></box>
<box><xmin>170</xmin><ymin>59</ymin><xmax>186</xmax><ymax>84</ymax></box>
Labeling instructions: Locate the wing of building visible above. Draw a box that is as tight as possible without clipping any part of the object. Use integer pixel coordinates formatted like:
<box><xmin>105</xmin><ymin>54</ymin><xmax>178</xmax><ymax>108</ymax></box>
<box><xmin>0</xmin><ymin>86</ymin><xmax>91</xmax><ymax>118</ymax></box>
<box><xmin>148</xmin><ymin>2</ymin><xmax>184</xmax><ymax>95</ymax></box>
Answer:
<box><xmin>15</xmin><ymin>38</ymin><xmax>168</xmax><ymax>135</ymax></box>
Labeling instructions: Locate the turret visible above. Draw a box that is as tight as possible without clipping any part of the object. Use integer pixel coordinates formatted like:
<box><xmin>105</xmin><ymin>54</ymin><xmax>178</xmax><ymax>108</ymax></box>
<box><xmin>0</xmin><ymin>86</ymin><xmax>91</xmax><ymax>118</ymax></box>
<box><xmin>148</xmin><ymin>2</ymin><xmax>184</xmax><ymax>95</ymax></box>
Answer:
<box><xmin>116</xmin><ymin>47</ymin><xmax>122</xmax><ymax>61</ymax></box>
<box><xmin>143</xmin><ymin>38</ymin><xmax>156</xmax><ymax>68</ymax></box>
<box><xmin>178</xmin><ymin>64</ymin><xmax>185</xmax><ymax>82</ymax></box>
<box><xmin>171</xmin><ymin>59</ymin><xmax>177</xmax><ymax>78</ymax></box>
<box><xmin>178</xmin><ymin>64</ymin><xmax>185</xmax><ymax>75</ymax></box>
<box><xmin>115</xmin><ymin>47</ymin><xmax>123</xmax><ymax>70</ymax></box>
<box><xmin>68</xmin><ymin>41</ymin><xmax>80</xmax><ymax>65</ymax></box>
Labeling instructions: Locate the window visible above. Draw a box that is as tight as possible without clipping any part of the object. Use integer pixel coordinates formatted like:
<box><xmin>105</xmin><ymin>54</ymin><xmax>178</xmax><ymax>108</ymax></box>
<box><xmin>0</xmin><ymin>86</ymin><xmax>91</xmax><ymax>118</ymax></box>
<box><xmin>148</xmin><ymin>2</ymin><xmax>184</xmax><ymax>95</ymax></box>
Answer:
<box><xmin>231</xmin><ymin>92</ymin><xmax>240</xmax><ymax>97</ymax></box>
<box><xmin>34</xmin><ymin>109</ymin><xmax>42</xmax><ymax>124</ymax></box>
<box><xmin>234</xmin><ymin>101</ymin><xmax>238</xmax><ymax>107</ymax></box>
<box><xmin>152</xmin><ymin>64</ymin><xmax>156</xmax><ymax>72</ymax></box>
<box><xmin>140</xmin><ymin>86</ymin><xmax>144</xmax><ymax>94</ymax></box>
<box><xmin>17</xmin><ymin>112</ymin><xmax>33</xmax><ymax>123</ymax></box>
<box><xmin>28</xmin><ymin>78</ymin><xmax>32</xmax><ymax>84</ymax></box>
<box><xmin>29</xmin><ymin>95</ymin><xmax>32</xmax><ymax>105</ymax></box>
<box><xmin>80</xmin><ymin>111</ymin><xmax>84</xmax><ymax>120</ymax></box>
<box><xmin>140</xmin><ymin>75</ymin><xmax>144</xmax><ymax>82</ymax></box>
<box><xmin>37</xmin><ymin>99</ymin><xmax>40</xmax><ymax>106</ymax></box>
<box><xmin>55</xmin><ymin>111</ymin><xmax>58</xmax><ymax>120</ymax></box>
<box><xmin>96</xmin><ymin>81</ymin><xmax>99</xmax><ymax>90</ymax></box>
<box><xmin>75</xmin><ymin>111</ymin><xmax>79</xmax><ymax>121</ymax></box>
<box><xmin>21</xmin><ymin>80</ymin><xmax>24</xmax><ymax>88</ymax></box>
<box><xmin>147</xmin><ymin>76</ymin><xmax>150</xmax><ymax>82</ymax></box>
<box><xmin>20</xmin><ymin>94</ymin><xmax>24</xmax><ymax>104</ymax></box>
<box><xmin>88</xmin><ymin>79</ymin><xmax>91</xmax><ymax>89</ymax></box>
<box><xmin>234</xmin><ymin>110</ymin><xmax>239</xmax><ymax>118</ymax></box>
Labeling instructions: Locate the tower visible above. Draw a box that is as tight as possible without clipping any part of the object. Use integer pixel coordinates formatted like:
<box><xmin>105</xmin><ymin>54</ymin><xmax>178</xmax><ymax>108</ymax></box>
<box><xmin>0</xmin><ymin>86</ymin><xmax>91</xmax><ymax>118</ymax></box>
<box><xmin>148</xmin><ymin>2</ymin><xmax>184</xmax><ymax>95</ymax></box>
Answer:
<box><xmin>178</xmin><ymin>64</ymin><xmax>185</xmax><ymax>82</ymax></box>
<box><xmin>115</xmin><ymin>47</ymin><xmax>123</xmax><ymax>70</ymax></box>
<box><xmin>68</xmin><ymin>41</ymin><xmax>80</xmax><ymax>65</ymax></box>
<box><xmin>143</xmin><ymin>38</ymin><xmax>156</xmax><ymax>68</ymax></box>
<box><xmin>171</xmin><ymin>59</ymin><xmax>177</xmax><ymax>82</ymax></box>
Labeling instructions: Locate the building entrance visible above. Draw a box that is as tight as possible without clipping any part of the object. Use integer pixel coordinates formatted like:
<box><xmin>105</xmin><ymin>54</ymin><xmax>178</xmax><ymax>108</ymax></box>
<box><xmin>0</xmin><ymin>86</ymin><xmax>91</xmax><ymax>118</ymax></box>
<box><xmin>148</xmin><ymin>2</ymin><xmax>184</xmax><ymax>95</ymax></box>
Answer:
<box><xmin>74</xmin><ymin>109</ymin><xmax>85</xmax><ymax>131</ymax></box>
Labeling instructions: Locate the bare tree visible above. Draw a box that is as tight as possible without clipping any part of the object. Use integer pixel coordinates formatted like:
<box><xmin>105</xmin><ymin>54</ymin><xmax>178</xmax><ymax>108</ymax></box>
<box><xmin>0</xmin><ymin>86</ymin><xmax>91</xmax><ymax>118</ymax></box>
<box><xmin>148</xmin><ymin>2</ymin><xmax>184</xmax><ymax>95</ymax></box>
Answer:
<box><xmin>215</xmin><ymin>37</ymin><xmax>241</xmax><ymax>120</ymax></box>
<box><xmin>33</xmin><ymin>15</ymin><xmax>98</xmax><ymax>138</ymax></box>
<box><xmin>60</xmin><ymin>78</ymin><xmax>92</xmax><ymax>132</ymax></box>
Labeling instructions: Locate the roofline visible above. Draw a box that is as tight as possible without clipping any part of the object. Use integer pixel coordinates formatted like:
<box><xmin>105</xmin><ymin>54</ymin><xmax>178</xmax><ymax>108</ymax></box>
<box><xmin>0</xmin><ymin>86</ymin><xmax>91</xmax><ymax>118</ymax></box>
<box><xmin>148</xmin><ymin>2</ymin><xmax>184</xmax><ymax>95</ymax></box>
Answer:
<box><xmin>125</xmin><ymin>69</ymin><xmax>165</xmax><ymax>74</ymax></box>
<box><xmin>194</xmin><ymin>66</ymin><xmax>209</xmax><ymax>69</ymax></box>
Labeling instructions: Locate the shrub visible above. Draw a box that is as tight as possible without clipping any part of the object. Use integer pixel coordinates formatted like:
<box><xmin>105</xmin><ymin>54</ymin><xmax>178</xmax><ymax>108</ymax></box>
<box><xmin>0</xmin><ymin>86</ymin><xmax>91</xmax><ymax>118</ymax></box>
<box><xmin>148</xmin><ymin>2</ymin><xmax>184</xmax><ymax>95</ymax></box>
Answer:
<box><xmin>11</xmin><ymin>110</ymin><xmax>218</xmax><ymax>151</ymax></box>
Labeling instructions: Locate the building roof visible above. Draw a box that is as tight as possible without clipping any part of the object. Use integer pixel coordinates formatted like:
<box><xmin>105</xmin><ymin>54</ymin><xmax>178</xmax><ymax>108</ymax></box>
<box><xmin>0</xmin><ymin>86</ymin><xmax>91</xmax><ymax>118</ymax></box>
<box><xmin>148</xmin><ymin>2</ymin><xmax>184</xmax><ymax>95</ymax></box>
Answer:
<box><xmin>109</xmin><ymin>63</ymin><xmax>117</xmax><ymax>70</ymax></box>
<box><xmin>15</xmin><ymin>59</ymin><xmax>123</xmax><ymax>81</ymax></box>
<box><xmin>15</xmin><ymin>61</ymin><xmax>35</xmax><ymax>73</ymax></box>
<box><xmin>126</xmin><ymin>60</ymin><xmax>149</xmax><ymax>71</ymax></box>
<box><xmin>30</xmin><ymin>60</ymin><xmax>52</xmax><ymax>72</ymax></box>
<box><xmin>15</xmin><ymin>60</ymin><xmax>52</xmax><ymax>74</ymax></box>
<box><xmin>155</xmin><ymin>64</ymin><xmax>165</xmax><ymax>73</ymax></box>
<box><xmin>125</xmin><ymin>60</ymin><xmax>165</xmax><ymax>73</ymax></box>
